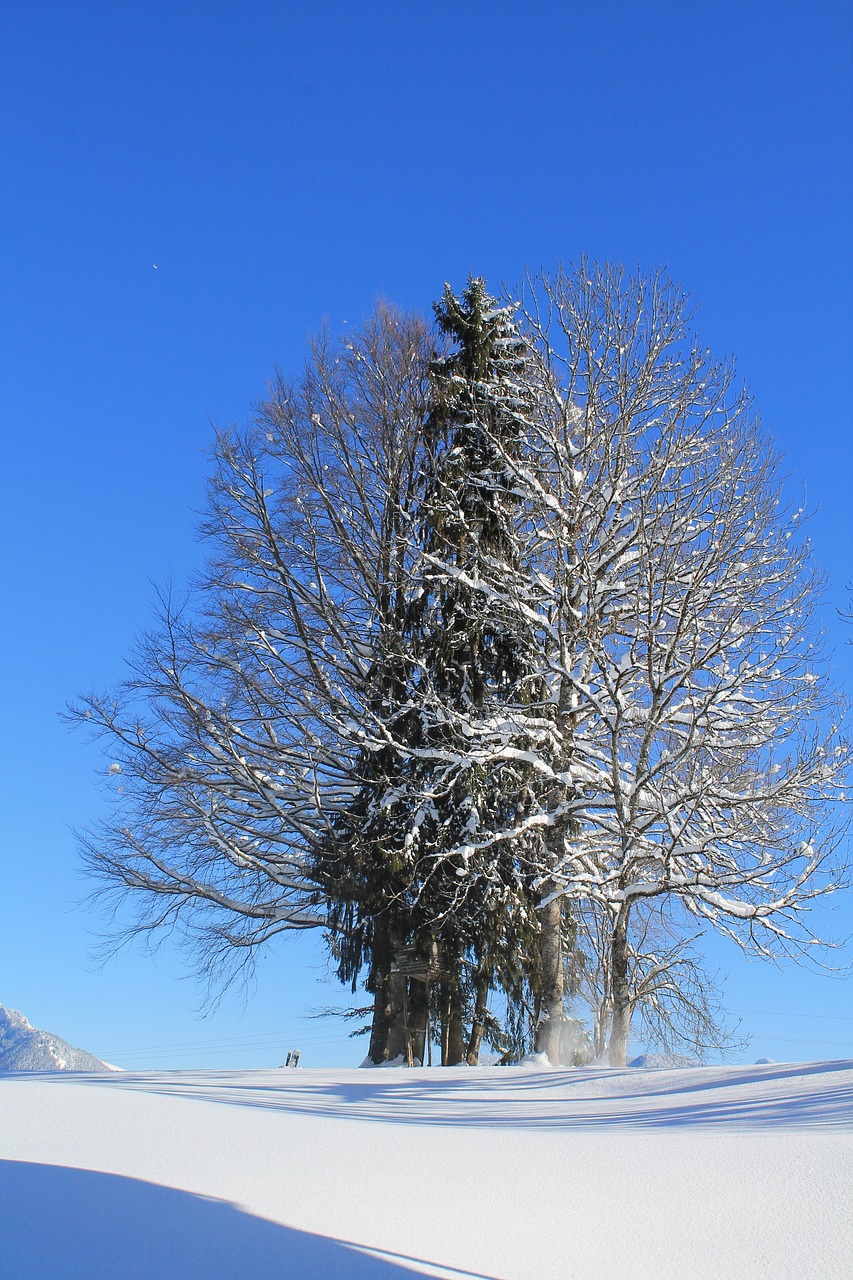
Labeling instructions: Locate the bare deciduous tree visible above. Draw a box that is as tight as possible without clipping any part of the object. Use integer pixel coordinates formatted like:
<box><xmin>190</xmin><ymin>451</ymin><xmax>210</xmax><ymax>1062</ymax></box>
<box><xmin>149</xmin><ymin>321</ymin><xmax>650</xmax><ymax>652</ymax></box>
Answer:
<box><xmin>571</xmin><ymin>899</ymin><xmax>741</xmax><ymax>1061</ymax></box>
<box><xmin>71</xmin><ymin>267</ymin><xmax>850</xmax><ymax>1071</ymax></box>
<box><xmin>522</xmin><ymin>262</ymin><xmax>851</xmax><ymax>1064</ymax></box>
<box><xmin>70</xmin><ymin>304</ymin><xmax>434</xmax><ymax>1013</ymax></box>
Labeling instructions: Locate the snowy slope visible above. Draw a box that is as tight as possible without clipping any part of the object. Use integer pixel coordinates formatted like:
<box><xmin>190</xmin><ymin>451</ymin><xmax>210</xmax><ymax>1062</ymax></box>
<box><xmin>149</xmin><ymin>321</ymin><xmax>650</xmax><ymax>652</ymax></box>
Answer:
<box><xmin>1</xmin><ymin>1061</ymin><xmax>851</xmax><ymax>1279</ymax></box>
<box><xmin>0</xmin><ymin>1005</ymin><xmax>114</xmax><ymax>1072</ymax></box>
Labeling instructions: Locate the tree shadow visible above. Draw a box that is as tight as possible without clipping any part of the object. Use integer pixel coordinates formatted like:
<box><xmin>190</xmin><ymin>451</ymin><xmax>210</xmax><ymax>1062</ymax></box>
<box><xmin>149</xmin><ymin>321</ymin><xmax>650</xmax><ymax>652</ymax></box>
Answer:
<box><xmin>0</xmin><ymin>1160</ymin><xmax>497</xmax><ymax>1279</ymax></box>
<box><xmin>59</xmin><ymin>1059</ymin><xmax>852</xmax><ymax>1132</ymax></box>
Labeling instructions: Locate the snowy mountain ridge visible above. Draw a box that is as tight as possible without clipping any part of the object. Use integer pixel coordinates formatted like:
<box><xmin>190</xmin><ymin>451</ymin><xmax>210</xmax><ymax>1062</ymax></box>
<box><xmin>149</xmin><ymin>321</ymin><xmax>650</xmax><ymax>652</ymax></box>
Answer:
<box><xmin>0</xmin><ymin>1004</ymin><xmax>115</xmax><ymax>1072</ymax></box>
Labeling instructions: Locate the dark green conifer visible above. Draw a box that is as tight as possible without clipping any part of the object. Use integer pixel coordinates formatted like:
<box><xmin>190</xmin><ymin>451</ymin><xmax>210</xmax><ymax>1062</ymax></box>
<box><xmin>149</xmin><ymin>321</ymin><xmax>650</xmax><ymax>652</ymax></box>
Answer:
<box><xmin>404</xmin><ymin>278</ymin><xmax>558</xmax><ymax>1061</ymax></box>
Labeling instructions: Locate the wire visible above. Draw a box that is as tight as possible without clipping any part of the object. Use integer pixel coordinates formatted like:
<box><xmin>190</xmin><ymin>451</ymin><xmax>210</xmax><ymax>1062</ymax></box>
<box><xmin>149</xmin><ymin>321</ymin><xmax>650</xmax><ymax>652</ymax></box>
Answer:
<box><xmin>96</xmin><ymin>1008</ymin><xmax>853</xmax><ymax>1064</ymax></box>
<box><xmin>96</xmin><ymin>1027</ymin><xmax>353</xmax><ymax>1056</ymax></box>
<box><xmin>746</xmin><ymin>1035</ymin><xmax>853</xmax><ymax>1047</ymax></box>
<box><xmin>731</xmin><ymin>1008</ymin><xmax>853</xmax><ymax>1023</ymax></box>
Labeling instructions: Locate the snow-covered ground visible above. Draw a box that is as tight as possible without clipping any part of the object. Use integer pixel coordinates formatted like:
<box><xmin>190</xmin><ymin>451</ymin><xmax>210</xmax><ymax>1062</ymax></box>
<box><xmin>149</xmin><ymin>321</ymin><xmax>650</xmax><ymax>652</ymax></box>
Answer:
<box><xmin>2</xmin><ymin>1060</ymin><xmax>851</xmax><ymax>1278</ymax></box>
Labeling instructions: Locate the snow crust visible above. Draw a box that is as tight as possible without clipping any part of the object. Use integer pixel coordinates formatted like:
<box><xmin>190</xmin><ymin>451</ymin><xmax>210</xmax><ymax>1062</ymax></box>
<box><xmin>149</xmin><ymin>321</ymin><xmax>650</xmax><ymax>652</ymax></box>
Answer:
<box><xmin>1</xmin><ymin>1061</ymin><xmax>850</xmax><ymax>1278</ymax></box>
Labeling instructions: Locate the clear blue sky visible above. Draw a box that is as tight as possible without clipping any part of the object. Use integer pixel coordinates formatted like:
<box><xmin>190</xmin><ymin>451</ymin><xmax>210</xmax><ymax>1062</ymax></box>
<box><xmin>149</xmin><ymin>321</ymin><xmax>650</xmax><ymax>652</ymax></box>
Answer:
<box><xmin>1</xmin><ymin>1</ymin><xmax>851</xmax><ymax>1069</ymax></box>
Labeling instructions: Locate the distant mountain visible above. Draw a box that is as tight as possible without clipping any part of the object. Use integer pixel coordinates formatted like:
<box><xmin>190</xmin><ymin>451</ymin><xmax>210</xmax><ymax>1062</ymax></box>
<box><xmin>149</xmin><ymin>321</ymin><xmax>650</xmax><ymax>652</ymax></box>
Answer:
<box><xmin>0</xmin><ymin>1005</ymin><xmax>116</xmax><ymax>1072</ymax></box>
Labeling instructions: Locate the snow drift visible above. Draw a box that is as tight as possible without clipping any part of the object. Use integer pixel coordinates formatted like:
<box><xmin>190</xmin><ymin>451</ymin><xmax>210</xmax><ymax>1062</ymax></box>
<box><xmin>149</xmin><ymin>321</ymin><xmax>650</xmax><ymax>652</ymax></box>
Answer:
<box><xmin>1</xmin><ymin>1060</ymin><xmax>850</xmax><ymax>1278</ymax></box>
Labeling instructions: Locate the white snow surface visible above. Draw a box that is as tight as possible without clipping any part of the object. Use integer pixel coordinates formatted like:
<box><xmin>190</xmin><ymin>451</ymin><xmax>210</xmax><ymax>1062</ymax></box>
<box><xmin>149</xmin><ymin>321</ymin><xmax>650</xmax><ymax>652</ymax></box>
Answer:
<box><xmin>1</xmin><ymin>1060</ymin><xmax>851</xmax><ymax>1278</ymax></box>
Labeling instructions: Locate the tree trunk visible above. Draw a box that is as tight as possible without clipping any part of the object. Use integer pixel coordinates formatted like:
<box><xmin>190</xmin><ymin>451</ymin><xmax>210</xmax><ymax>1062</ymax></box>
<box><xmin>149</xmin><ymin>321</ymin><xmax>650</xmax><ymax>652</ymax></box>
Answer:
<box><xmin>367</xmin><ymin>961</ymin><xmax>392</xmax><ymax>1064</ymax></box>
<box><xmin>441</xmin><ymin>969</ymin><xmax>465</xmax><ymax>1065</ymax></box>
<box><xmin>466</xmin><ymin>969</ymin><xmax>489</xmax><ymax>1065</ymax></box>
<box><xmin>607</xmin><ymin>909</ymin><xmax>631</xmax><ymax>1067</ymax></box>
<box><xmin>386</xmin><ymin>964</ymin><xmax>408</xmax><ymax>1061</ymax></box>
<box><xmin>408</xmin><ymin>976</ymin><xmax>429</xmax><ymax>1066</ymax></box>
<box><xmin>593</xmin><ymin>1002</ymin><xmax>610</xmax><ymax>1061</ymax></box>
<box><xmin>534</xmin><ymin>892</ymin><xmax>565</xmax><ymax>1063</ymax></box>
<box><xmin>366</xmin><ymin>923</ymin><xmax>407</xmax><ymax>1064</ymax></box>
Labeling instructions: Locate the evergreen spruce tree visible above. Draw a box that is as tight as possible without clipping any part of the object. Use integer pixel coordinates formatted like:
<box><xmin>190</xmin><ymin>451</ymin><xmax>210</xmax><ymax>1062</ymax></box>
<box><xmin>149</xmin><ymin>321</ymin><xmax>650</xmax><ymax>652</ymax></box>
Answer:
<box><xmin>403</xmin><ymin>278</ymin><xmax>560</xmax><ymax>1063</ymax></box>
<box><xmin>319</xmin><ymin>279</ymin><xmax>571</xmax><ymax>1066</ymax></box>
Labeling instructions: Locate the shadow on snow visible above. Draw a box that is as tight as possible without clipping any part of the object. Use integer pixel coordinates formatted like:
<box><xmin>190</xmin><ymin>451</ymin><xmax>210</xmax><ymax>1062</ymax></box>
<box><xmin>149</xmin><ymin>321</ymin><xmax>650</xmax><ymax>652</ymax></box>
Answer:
<box><xmin>9</xmin><ymin>1059</ymin><xmax>851</xmax><ymax>1132</ymax></box>
<box><xmin>0</xmin><ymin>1160</ymin><xmax>498</xmax><ymax>1280</ymax></box>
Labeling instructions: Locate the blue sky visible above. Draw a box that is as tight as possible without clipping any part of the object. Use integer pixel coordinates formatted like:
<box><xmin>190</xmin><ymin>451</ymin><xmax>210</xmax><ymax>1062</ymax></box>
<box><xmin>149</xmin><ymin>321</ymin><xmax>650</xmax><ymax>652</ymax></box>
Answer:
<box><xmin>1</xmin><ymin>1</ymin><xmax>851</xmax><ymax>1069</ymax></box>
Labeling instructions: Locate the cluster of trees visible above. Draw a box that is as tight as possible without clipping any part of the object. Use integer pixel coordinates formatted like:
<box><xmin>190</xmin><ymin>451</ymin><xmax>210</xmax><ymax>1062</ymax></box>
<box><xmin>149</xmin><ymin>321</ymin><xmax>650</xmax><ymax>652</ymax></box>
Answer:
<box><xmin>72</xmin><ymin>263</ymin><xmax>851</xmax><ymax>1067</ymax></box>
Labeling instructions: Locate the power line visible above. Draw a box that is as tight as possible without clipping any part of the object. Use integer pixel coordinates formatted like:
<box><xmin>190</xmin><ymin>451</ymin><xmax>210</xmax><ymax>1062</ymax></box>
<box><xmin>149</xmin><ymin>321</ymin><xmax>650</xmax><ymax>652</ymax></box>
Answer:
<box><xmin>96</xmin><ymin>1008</ymin><xmax>853</xmax><ymax>1063</ymax></box>
<box><xmin>731</xmin><ymin>1008</ymin><xmax>853</xmax><ymax>1023</ymax></box>
<box><xmin>746</xmin><ymin>1035</ymin><xmax>853</xmax><ymax>1047</ymax></box>
<box><xmin>97</xmin><ymin>1030</ymin><xmax>351</xmax><ymax>1059</ymax></box>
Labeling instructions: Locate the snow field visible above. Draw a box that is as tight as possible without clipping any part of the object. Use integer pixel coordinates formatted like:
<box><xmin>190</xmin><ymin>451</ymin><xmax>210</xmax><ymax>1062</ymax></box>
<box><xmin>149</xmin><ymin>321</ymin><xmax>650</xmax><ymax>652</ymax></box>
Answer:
<box><xmin>1</xmin><ymin>1061</ymin><xmax>851</xmax><ymax>1279</ymax></box>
